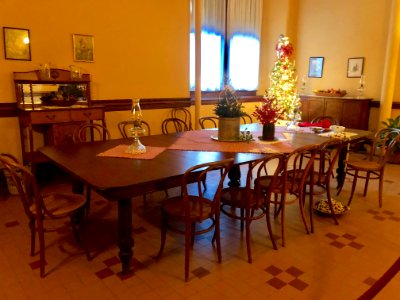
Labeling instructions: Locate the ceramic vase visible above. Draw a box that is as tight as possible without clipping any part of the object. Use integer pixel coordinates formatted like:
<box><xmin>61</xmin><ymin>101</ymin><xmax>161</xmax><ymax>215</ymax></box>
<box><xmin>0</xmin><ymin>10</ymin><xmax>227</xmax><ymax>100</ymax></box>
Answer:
<box><xmin>262</xmin><ymin>123</ymin><xmax>275</xmax><ymax>140</ymax></box>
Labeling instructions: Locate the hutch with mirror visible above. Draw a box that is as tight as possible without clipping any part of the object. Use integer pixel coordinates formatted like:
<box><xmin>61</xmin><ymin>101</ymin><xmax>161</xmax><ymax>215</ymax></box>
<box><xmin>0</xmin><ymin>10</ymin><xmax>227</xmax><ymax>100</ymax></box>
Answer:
<box><xmin>15</xmin><ymin>68</ymin><xmax>105</xmax><ymax>166</ymax></box>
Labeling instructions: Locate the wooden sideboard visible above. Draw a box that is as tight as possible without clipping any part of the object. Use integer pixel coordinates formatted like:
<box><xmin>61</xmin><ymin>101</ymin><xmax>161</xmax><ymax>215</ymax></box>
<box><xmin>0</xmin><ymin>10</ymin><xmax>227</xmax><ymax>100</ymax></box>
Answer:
<box><xmin>13</xmin><ymin>68</ymin><xmax>106</xmax><ymax>167</ymax></box>
<box><xmin>19</xmin><ymin>107</ymin><xmax>106</xmax><ymax>166</ymax></box>
<box><xmin>299</xmin><ymin>95</ymin><xmax>372</xmax><ymax>130</ymax></box>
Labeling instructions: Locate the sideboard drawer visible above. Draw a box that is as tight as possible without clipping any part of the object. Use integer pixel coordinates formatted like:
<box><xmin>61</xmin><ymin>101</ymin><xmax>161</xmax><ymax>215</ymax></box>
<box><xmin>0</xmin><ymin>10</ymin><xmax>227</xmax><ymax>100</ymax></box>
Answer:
<box><xmin>30</xmin><ymin>111</ymin><xmax>70</xmax><ymax>124</ymax></box>
<box><xmin>70</xmin><ymin>108</ymin><xmax>104</xmax><ymax>121</ymax></box>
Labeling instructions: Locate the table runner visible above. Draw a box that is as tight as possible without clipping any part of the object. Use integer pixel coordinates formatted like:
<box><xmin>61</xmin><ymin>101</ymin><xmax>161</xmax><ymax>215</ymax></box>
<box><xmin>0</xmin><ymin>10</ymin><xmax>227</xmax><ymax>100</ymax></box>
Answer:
<box><xmin>97</xmin><ymin>145</ymin><xmax>166</xmax><ymax>159</ymax></box>
<box><xmin>167</xmin><ymin>127</ymin><xmax>296</xmax><ymax>153</ymax></box>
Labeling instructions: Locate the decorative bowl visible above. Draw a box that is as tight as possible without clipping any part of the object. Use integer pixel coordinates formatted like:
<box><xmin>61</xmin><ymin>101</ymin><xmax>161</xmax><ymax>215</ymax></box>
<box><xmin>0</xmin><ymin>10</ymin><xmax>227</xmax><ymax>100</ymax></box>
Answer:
<box><xmin>40</xmin><ymin>95</ymin><xmax>78</xmax><ymax>107</ymax></box>
<box><xmin>310</xmin><ymin>126</ymin><xmax>325</xmax><ymax>133</ymax></box>
<box><xmin>313</xmin><ymin>90</ymin><xmax>347</xmax><ymax>97</ymax></box>
<box><xmin>330</xmin><ymin>125</ymin><xmax>345</xmax><ymax>133</ymax></box>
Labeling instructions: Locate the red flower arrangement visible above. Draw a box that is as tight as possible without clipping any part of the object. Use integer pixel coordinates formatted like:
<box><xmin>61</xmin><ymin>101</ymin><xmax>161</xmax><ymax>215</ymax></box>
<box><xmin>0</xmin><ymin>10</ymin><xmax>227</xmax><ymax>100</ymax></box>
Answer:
<box><xmin>252</xmin><ymin>95</ymin><xmax>284</xmax><ymax>125</ymax></box>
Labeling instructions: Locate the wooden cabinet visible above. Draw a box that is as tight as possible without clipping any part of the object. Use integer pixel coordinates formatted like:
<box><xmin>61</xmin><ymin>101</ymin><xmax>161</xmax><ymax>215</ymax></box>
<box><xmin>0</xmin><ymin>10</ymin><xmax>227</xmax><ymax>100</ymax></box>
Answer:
<box><xmin>19</xmin><ymin>107</ymin><xmax>106</xmax><ymax>165</ymax></box>
<box><xmin>14</xmin><ymin>69</ymin><xmax>106</xmax><ymax>166</ymax></box>
<box><xmin>299</xmin><ymin>95</ymin><xmax>371</xmax><ymax>130</ymax></box>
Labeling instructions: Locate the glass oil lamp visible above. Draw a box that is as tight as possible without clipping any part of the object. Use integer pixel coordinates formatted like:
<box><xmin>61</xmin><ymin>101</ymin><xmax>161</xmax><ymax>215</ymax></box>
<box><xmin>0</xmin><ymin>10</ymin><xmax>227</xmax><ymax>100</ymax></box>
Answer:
<box><xmin>126</xmin><ymin>98</ymin><xmax>146</xmax><ymax>154</ymax></box>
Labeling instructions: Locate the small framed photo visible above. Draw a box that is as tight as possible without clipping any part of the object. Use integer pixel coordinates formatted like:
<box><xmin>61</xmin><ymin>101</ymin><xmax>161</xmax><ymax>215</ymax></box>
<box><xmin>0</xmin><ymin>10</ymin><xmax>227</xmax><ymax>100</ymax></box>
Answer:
<box><xmin>347</xmin><ymin>57</ymin><xmax>364</xmax><ymax>78</ymax></box>
<box><xmin>308</xmin><ymin>57</ymin><xmax>324</xmax><ymax>78</ymax></box>
<box><xmin>73</xmin><ymin>34</ymin><xmax>94</xmax><ymax>62</ymax></box>
<box><xmin>3</xmin><ymin>27</ymin><xmax>31</xmax><ymax>60</ymax></box>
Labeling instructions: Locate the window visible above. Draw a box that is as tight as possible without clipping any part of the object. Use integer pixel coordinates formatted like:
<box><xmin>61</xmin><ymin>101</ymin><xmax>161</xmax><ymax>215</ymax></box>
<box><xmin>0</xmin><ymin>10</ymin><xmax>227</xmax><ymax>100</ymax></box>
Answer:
<box><xmin>190</xmin><ymin>0</ymin><xmax>263</xmax><ymax>92</ymax></box>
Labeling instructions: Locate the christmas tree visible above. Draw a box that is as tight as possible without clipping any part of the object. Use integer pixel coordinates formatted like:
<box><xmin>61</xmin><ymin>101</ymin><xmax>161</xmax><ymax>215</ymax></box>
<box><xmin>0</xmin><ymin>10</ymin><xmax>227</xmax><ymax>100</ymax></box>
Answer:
<box><xmin>267</xmin><ymin>34</ymin><xmax>301</xmax><ymax>122</ymax></box>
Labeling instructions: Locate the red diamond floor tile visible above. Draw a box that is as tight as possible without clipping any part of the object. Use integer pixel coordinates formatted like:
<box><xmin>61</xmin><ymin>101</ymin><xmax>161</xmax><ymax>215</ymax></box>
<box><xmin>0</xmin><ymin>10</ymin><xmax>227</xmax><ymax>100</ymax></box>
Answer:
<box><xmin>267</xmin><ymin>277</ymin><xmax>287</xmax><ymax>289</ymax></box>
<box><xmin>265</xmin><ymin>265</ymin><xmax>283</xmax><ymax>276</ymax></box>
<box><xmin>289</xmin><ymin>278</ymin><xmax>309</xmax><ymax>291</ymax></box>
<box><xmin>286</xmin><ymin>266</ymin><xmax>304</xmax><ymax>277</ymax></box>
<box><xmin>4</xmin><ymin>220</ymin><xmax>19</xmax><ymax>227</ymax></box>
<box><xmin>192</xmin><ymin>267</ymin><xmax>210</xmax><ymax>278</ymax></box>
<box><xmin>95</xmin><ymin>268</ymin><xmax>114</xmax><ymax>279</ymax></box>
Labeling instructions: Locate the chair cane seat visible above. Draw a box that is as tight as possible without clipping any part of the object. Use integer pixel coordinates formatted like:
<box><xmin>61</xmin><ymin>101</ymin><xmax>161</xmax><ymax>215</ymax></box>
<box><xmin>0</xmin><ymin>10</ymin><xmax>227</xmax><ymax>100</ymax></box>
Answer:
<box><xmin>162</xmin><ymin>196</ymin><xmax>214</xmax><ymax>221</ymax></box>
<box><xmin>30</xmin><ymin>193</ymin><xmax>87</xmax><ymax>217</ymax></box>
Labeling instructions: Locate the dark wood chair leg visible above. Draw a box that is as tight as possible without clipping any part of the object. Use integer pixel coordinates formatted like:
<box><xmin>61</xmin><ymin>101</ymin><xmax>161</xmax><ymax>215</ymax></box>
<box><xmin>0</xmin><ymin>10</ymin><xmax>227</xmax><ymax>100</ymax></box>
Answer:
<box><xmin>29</xmin><ymin>219</ymin><xmax>36</xmax><ymax>256</ymax></box>
<box><xmin>184</xmin><ymin>223</ymin><xmax>191</xmax><ymax>282</ymax></box>
<box><xmin>348</xmin><ymin>171</ymin><xmax>359</xmax><ymax>206</ymax></box>
<box><xmin>157</xmin><ymin>213</ymin><xmax>167</xmax><ymax>261</ymax></box>
<box><xmin>265</xmin><ymin>198</ymin><xmax>278</xmax><ymax>250</ymax></box>
<box><xmin>363</xmin><ymin>172</ymin><xmax>370</xmax><ymax>196</ymax></box>
<box><xmin>245</xmin><ymin>210</ymin><xmax>252</xmax><ymax>263</ymax></box>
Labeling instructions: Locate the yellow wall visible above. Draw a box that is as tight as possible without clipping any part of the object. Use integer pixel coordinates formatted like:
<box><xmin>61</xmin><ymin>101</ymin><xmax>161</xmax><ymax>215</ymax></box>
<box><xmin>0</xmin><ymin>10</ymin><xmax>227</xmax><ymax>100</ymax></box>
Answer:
<box><xmin>0</xmin><ymin>0</ymin><xmax>397</xmax><ymax>159</ymax></box>
<box><xmin>0</xmin><ymin>0</ymin><xmax>190</xmax><ymax>101</ymax></box>
<box><xmin>294</xmin><ymin>0</ymin><xmax>391</xmax><ymax>100</ymax></box>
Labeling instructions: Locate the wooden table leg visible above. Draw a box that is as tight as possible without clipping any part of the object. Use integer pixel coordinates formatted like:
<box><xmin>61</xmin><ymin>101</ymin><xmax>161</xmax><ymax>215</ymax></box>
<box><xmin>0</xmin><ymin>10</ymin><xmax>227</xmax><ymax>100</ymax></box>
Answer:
<box><xmin>117</xmin><ymin>198</ymin><xmax>134</xmax><ymax>275</ymax></box>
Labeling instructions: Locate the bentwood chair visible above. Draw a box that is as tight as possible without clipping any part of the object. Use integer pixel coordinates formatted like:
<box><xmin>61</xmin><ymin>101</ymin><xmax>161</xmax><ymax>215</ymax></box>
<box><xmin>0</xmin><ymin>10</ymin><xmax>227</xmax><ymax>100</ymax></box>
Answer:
<box><xmin>156</xmin><ymin>158</ymin><xmax>234</xmax><ymax>281</ymax></box>
<box><xmin>117</xmin><ymin>120</ymin><xmax>151</xmax><ymax>138</ymax></box>
<box><xmin>72</xmin><ymin>123</ymin><xmax>111</xmax><ymax>143</ymax></box>
<box><xmin>199</xmin><ymin>116</ymin><xmax>218</xmax><ymax>129</ymax></box>
<box><xmin>311</xmin><ymin>115</ymin><xmax>339</xmax><ymax>126</ymax></box>
<box><xmin>220</xmin><ymin>154</ymin><xmax>286</xmax><ymax>262</ymax></box>
<box><xmin>171</xmin><ymin>107</ymin><xmax>193</xmax><ymax>130</ymax></box>
<box><xmin>309</xmin><ymin>138</ymin><xmax>349</xmax><ymax>225</ymax></box>
<box><xmin>300</xmin><ymin>115</ymin><xmax>339</xmax><ymax>175</ymax></box>
<box><xmin>257</xmin><ymin>144</ymin><xmax>319</xmax><ymax>247</ymax></box>
<box><xmin>73</xmin><ymin>123</ymin><xmax>111</xmax><ymax>218</ymax></box>
<box><xmin>0</xmin><ymin>153</ymin><xmax>91</xmax><ymax>277</ymax></box>
<box><xmin>340</xmin><ymin>128</ymin><xmax>400</xmax><ymax>208</ymax></box>
<box><xmin>118</xmin><ymin>120</ymin><xmax>168</xmax><ymax>204</ymax></box>
<box><xmin>241</xmin><ymin>113</ymin><xmax>254</xmax><ymax>124</ymax></box>
<box><xmin>161</xmin><ymin>118</ymin><xmax>189</xmax><ymax>134</ymax></box>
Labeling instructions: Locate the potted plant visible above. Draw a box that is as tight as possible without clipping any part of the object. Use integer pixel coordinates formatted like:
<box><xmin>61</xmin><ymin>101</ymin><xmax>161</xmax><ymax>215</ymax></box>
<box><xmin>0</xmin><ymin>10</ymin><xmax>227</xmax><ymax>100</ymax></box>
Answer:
<box><xmin>252</xmin><ymin>94</ymin><xmax>284</xmax><ymax>140</ymax></box>
<box><xmin>214</xmin><ymin>85</ymin><xmax>244</xmax><ymax>141</ymax></box>
<box><xmin>382</xmin><ymin>115</ymin><xmax>400</xmax><ymax>163</ymax></box>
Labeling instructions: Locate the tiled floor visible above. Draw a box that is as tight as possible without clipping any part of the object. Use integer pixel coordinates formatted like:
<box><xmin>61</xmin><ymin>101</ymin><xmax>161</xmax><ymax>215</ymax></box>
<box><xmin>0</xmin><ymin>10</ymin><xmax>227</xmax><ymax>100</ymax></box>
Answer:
<box><xmin>0</xmin><ymin>158</ymin><xmax>399</xmax><ymax>299</ymax></box>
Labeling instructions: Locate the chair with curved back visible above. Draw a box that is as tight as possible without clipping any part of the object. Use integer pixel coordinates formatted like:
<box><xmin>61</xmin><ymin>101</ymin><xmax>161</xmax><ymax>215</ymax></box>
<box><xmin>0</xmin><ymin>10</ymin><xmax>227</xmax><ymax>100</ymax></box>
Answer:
<box><xmin>219</xmin><ymin>153</ymin><xmax>286</xmax><ymax>262</ymax></box>
<box><xmin>198</xmin><ymin>116</ymin><xmax>218</xmax><ymax>129</ymax></box>
<box><xmin>311</xmin><ymin>115</ymin><xmax>339</xmax><ymax>126</ymax></box>
<box><xmin>117</xmin><ymin>120</ymin><xmax>151</xmax><ymax>138</ymax></box>
<box><xmin>171</xmin><ymin>107</ymin><xmax>193</xmax><ymax>130</ymax></box>
<box><xmin>72</xmin><ymin>122</ymin><xmax>111</xmax><ymax>143</ymax></box>
<box><xmin>73</xmin><ymin>122</ymin><xmax>111</xmax><ymax>217</ymax></box>
<box><xmin>0</xmin><ymin>153</ymin><xmax>91</xmax><ymax>277</ymax></box>
<box><xmin>257</xmin><ymin>144</ymin><xmax>319</xmax><ymax>247</ymax></box>
<box><xmin>300</xmin><ymin>115</ymin><xmax>340</xmax><ymax>172</ymax></box>
<box><xmin>340</xmin><ymin>128</ymin><xmax>400</xmax><ymax>208</ymax></box>
<box><xmin>156</xmin><ymin>158</ymin><xmax>234</xmax><ymax>281</ymax></box>
<box><xmin>241</xmin><ymin>113</ymin><xmax>254</xmax><ymax>124</ymax></box>
<box><xmin>118</xmin><ymin>120</ymin><xmax>168</xmax><ymax>204</ymax></box>
<box><xmin>161</xmin><ymin>118</ymin><xmax>189</xmax><ymax>134</ymax></box>
<box><xmin>309</xmin><ymin>138</ymin><xmax>349</xmax><ymax>225</ymax></box>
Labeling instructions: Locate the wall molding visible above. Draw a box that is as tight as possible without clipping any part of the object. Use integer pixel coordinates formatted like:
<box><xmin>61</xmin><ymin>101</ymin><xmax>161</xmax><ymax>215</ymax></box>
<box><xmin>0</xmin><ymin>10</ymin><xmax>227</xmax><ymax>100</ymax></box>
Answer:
<box><xmin>1</xmin><ymin>99</ymin><xmax>399</xmax><ymax>118</ymax></box>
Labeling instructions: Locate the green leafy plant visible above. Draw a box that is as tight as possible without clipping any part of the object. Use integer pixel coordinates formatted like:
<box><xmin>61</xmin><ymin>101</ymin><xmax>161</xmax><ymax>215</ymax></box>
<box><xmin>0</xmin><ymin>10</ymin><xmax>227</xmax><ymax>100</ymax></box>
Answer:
<box><xmin>381</xmin><ymin>115</ymin><xmax>400</xmax><ymax>152</ymax></box>
<box><xmin>214</xmin><ymin>85</ymin><xmax>244</xmax><ymax>118</ymax></box>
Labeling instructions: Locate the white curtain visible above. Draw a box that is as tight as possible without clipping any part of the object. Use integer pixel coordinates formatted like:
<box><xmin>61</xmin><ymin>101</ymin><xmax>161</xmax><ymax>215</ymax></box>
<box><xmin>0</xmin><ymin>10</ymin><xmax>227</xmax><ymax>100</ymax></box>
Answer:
<box><xmin>190</xmin><ymin>0</ymin><xmax>263</xmax><ymax>91</ymax></box>
<box><xmin>228</xmin><ymin>0</ymin><xmax>263</xmax><ymax>90</ymax></box>
<box><xmin>227</xmin><ymin>0</ymin><xmax>263</xmax><ymax>38</ymax></box>
<box><xmin>203</xmin><ymin>0</ymin><xmax>226</xmax><ymax>34</ymax></box>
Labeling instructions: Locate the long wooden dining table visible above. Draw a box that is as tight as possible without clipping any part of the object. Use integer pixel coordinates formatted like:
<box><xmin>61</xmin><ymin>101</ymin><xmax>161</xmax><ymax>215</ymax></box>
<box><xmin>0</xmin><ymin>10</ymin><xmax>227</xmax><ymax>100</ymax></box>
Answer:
<box><xmin>38</xmin><ymin>123</ymin><xmax>371</xmax><ymax>274</ymax></box>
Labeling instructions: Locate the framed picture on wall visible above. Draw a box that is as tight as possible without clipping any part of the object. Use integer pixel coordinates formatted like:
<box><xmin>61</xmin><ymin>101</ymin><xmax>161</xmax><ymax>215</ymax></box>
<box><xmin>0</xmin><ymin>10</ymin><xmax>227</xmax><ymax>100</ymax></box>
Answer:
<box><xmin>3</xmin><ymin>27</ymin><xmax>31</xmax><ymax>60</ymax></box>
<box><xmin>308</xmin><ymin>57</ymin><xmax>324</xmax><ymax>78</ymax></box>
<box><xmin>73</xmin><ymin>34</ymin><xmax>94</xmax><ymax>62</ymax></box>
<box><xmin>347</xmin><ymin>57</ymin><xmax>364</xmax><ymax>77</ymax></box>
